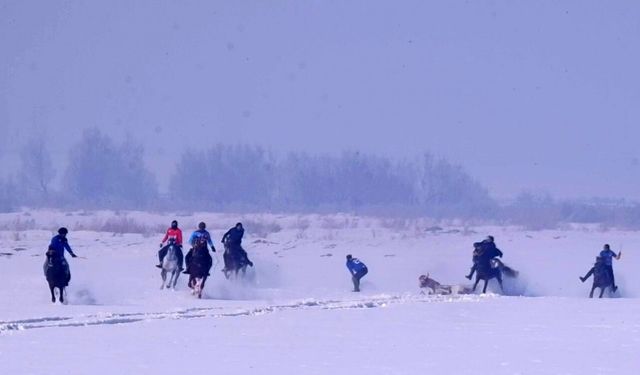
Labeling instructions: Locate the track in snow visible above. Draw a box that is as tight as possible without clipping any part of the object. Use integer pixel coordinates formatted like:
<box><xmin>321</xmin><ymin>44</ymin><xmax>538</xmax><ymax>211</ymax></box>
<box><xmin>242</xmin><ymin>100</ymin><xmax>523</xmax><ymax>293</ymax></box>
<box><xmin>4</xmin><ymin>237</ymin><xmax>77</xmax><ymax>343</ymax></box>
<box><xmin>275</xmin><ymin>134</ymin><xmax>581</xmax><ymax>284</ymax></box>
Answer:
<box><xmin>0</xmin><ymin>293</ymin><xmax>494</xmax><ymax>333</ymax></box>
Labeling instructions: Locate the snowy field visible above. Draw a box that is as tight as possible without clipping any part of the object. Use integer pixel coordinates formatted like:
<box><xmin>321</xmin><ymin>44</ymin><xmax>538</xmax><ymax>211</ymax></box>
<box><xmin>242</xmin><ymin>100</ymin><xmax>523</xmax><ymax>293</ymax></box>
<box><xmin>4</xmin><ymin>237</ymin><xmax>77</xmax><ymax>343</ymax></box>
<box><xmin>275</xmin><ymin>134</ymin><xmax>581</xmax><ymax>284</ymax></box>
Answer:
<box><xmin>1</xmin><ymin>211</ymin><xmax>639</xmax><ymax>374</ymax></box>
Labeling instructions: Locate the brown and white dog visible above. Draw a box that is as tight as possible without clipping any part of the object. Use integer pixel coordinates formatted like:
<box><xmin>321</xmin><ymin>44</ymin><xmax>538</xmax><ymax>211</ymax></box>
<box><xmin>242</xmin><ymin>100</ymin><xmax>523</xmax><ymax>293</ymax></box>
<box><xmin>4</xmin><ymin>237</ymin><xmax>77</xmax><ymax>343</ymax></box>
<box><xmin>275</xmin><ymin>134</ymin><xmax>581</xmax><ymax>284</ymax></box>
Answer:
<box><xmin>418</xmin><ymin>274</ymin><xmax>453</xmax><ymax>295</ymax></box>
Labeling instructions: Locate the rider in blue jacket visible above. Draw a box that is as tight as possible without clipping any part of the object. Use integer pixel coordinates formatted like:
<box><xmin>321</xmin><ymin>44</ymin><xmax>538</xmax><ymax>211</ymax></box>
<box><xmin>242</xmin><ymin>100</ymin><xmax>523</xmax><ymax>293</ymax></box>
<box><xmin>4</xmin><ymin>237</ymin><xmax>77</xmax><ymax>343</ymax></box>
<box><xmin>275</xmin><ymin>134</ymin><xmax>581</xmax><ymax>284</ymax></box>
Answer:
<box><xmin>183</xmin><ymin>222</ymin><xmax>216</xmax><ymax>275</ymax></box>
<box><xmin>346</xmin><ymin>254</ymin><xmax>368</xmax><ymax>292</ymax></box>
<box><xmin>598</xmin><ymin>244</ymin><xmax>620</xmax><ymax>291</ymax></box>
<box><xmin>45</xmin><ymin>227</ymin><xmax>78</xmax><ymax>278</ymax></box>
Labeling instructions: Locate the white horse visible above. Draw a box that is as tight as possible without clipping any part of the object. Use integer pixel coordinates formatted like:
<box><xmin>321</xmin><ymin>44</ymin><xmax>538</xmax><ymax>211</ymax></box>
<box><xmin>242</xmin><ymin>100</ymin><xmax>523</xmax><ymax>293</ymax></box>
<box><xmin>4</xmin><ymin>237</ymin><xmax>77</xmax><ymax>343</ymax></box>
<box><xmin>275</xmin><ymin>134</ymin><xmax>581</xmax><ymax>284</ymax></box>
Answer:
<box><xmin>160</xmin><ymin>243</ymin><xmax>181</xmax><ymax>289</ymax></box>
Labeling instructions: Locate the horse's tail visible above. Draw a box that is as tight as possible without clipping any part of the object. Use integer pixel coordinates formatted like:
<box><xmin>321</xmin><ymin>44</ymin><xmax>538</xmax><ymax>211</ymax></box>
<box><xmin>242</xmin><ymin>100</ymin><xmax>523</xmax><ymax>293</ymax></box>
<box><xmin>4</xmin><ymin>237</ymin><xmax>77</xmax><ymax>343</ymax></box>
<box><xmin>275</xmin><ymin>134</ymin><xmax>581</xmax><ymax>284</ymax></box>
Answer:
<box><xmin>495</xmin><ymin>259</ymin><xmax>519</xmax><ymax>278</ymax></box>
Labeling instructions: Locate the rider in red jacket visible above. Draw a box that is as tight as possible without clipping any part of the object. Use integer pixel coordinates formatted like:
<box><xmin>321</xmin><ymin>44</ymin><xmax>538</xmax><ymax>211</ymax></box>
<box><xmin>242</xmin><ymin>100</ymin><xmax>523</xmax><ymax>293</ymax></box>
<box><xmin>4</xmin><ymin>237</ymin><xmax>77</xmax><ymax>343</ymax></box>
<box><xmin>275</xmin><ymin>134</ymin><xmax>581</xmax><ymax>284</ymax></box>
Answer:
<box><xmin>156</xmin><ymin>220</ymin><xmax>184</xmax><ymax>269</ymax></box>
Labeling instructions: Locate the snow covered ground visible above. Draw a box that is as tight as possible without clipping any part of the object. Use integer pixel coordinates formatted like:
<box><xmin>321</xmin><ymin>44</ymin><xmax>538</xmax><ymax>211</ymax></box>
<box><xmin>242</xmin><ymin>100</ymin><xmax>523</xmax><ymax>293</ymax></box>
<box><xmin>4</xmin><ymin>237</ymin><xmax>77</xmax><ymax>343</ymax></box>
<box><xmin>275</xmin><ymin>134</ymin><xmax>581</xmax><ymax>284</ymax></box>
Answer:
<box><xmin>1</xmin><ymin>210</ymin><xmax>639</xmax><ymax>374</ymax></box>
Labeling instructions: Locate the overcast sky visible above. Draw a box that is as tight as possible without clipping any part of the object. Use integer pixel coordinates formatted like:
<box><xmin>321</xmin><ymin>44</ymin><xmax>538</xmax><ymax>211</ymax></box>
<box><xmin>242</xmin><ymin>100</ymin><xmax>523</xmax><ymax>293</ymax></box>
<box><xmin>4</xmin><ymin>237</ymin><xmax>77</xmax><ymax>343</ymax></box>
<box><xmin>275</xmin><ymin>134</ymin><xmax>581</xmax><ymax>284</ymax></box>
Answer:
<box><xmin>2</xmin><ymin>1</ymin><xmax>639</xmax><ymax>200</ymax></box>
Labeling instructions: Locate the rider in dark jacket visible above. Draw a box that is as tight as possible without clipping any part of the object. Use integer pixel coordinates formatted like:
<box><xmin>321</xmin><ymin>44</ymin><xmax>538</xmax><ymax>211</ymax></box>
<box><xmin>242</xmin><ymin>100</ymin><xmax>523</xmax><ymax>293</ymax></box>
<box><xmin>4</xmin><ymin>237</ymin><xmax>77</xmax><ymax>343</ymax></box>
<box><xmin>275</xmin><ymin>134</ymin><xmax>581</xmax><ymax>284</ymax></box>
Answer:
<box><xmin>465</xmin><ymin>242</ymin><xmax>484</xmax><ymax>280</ymax></box>
<box><xmin>480</xmin><ymin>236</ymin><xmax>503</xmax><ymax>261</ymax></box>
<box><xmin>221</xmin><ymin>223</ymin><xmax>253</xmax><ymax>267</ymax></box>
<box><xmin>466</xmin><ymin>236</ymin><xmax>502</xmax><ymax>279</ymax></box>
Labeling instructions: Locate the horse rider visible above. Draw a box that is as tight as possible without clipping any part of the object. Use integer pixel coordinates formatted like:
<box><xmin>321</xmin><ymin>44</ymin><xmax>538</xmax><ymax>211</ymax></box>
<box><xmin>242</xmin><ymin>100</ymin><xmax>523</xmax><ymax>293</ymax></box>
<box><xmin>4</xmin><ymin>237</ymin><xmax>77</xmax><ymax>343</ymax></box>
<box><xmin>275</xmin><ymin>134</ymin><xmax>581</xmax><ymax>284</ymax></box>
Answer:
<box><xmin>465</xmin><ymin>242</ymin><xmax>484</xmax><ymax>280</ymax></box>
<box><xmin>480</xmin><ymin>235</ymin><xmax>503</xmax><ymax>260</ymax></box>
<box><xmin>156</xmin><ymin>220</ymin><xmax>184</xmax><ymax>270</ymax></box>
<box><xmin>45</xmin><ymin>227</ymin><xmax>78</xmax><ymax>278</ymax></box>
<box><xmin>465</xmin><ymin>236</ymin><xmax>502</xmax><ymax>280</ymax></box>
<box><xmin>346</xmin><ymin>254</ymin><xmax>368</xmax><ymax>292</ymax></box>
<box><xmin>221</xmin><ymin>222</ymin><xmax>253</xmax><ymax>267</ymax></box>
<box><xmin>594</xmin><ymin>244</ymin><xmax>621</xmax><ymax>292</ymax></box>
<box><xmin>183</xmin><ymin>222</ymin><xmax>216</xmax><ymax>275</ymax></box>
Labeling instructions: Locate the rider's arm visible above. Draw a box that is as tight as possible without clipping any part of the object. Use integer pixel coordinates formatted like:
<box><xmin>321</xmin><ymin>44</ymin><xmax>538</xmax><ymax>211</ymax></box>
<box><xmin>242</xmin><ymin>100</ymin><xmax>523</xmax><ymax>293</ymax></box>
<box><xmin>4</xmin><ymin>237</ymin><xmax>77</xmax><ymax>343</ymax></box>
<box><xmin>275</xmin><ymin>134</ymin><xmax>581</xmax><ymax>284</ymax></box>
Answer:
<box><xmin>189</xmin><ymin>232</ymin><xmax>197</xmax><ymax>246</ymax></box>
<box><xmin>161</xmin><ymin>230</ymin><xmax>169</xmax><ymax>245</ymax></box>
<box><xmin>176</xmin><ymin>230</ymin><xmax>183</xmax><ymax>246</ymax></box>
<box><xmin>221</xmin><ymin>229</ymin><xmax>230</xmax><ymax>243</ymax></box>
<box><xmin>63</xmin><ymin>240</ymin><xmax>77</xmax><ymax>257</ymax></box>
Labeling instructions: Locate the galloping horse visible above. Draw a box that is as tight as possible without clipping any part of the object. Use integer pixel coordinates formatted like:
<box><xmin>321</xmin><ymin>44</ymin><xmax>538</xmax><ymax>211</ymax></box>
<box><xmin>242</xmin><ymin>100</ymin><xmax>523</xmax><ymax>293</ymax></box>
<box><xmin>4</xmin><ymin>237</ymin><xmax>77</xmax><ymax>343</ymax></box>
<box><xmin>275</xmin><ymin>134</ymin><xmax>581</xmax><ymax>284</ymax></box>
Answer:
<box><xmin>45</xmin><ymin>253</ymin><xmax>71</xmax><ymax>304</ymax></box>
<box><xmin>222</xmin><ymin>240</ymin><xmax>250</xmax><ymax>279</ymax></box>
<box><xmin>160</xmin><ymin>239</ymin><xmax>181</xmax><ymax>289</ymax></box>
<box><xmin>582</xmin><ymin>259</ymin><xmax>616</xmax><ymax>298</ymax></box>
<box><xmin>187</xmin><ymin>240</ymin><xmax>213</xmax><ymax>298</ymax></box>
<box><xmin>472</xmin><ymin>258</ymin><xmax>517</xmax><ymax>294</ymax></box>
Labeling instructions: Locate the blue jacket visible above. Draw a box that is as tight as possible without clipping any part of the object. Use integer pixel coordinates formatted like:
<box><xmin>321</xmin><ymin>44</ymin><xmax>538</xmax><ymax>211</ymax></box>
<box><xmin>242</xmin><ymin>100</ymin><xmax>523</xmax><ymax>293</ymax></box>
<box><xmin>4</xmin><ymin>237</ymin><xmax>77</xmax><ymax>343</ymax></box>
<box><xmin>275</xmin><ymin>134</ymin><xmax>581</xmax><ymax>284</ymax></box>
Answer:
<box><xmin>346</xmin><ymin>258</ymin><xmax>367</xmax><ymax>275</ymax></box>
<box><xmin>49</xmin><ymin>234</ymin><xmax>75</xmax><ymax>259</ymax></box>
<box><xmin>189</xmin><ymin>229</ymin><xmax>215</xmax><ymax>250</ymax></box>
<box><xmin>222</xmin><ymin>227</ymin><xmax>244</xmax><ymax>244</ymax></box>
<box><xmin>599</xmin><ymin>249</ymin><xmax>617</xmax><ymax>266</ymax></box>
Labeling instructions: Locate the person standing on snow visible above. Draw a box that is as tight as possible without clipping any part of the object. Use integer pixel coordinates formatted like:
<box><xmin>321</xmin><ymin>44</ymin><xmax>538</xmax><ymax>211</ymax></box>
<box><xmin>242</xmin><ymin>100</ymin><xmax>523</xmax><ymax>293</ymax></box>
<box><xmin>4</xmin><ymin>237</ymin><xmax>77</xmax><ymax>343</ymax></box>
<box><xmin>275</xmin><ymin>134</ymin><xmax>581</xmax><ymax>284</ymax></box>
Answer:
<box><xmin>156</xmin><ymin>220</ymin><xmax>184</xmax><ymax>270</ymax></box>
<box><xmin>346</xmin><ymin>254</ymin><xmax>368</xmax><ymax>292</ymax></box>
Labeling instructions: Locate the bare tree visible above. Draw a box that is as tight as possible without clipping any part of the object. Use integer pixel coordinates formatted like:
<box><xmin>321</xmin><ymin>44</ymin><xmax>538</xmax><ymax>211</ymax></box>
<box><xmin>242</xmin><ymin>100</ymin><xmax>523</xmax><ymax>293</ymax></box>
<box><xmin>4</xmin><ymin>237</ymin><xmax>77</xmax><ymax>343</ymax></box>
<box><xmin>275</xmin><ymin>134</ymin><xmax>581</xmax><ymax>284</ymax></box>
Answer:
<box><xmin>18</xmin><ymin>136</ymin><xmax>56</xmax><ymax>198</ymax></box>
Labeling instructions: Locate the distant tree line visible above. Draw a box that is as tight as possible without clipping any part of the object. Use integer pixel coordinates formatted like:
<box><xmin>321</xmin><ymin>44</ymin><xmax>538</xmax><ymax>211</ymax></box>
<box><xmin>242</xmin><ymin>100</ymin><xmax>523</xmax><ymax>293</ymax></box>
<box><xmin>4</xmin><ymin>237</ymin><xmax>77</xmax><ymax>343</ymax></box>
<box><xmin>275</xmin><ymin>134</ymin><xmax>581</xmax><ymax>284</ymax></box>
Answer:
<box><xmin>3</xmin><ymin>128</ymin><xmax>640</xmax><ymax>228</ymax></box>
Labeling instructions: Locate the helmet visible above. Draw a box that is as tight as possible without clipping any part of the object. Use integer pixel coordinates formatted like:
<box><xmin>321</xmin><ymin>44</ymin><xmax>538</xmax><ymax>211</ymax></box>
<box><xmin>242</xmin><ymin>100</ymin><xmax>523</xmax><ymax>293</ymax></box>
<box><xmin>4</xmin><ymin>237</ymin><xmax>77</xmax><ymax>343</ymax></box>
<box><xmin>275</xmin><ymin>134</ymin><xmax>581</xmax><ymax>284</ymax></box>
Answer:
<box><xmin>486</xmin><ymin>235</ymin><xmax>494</xmax><ymax>242</ymax></box>
<box><xmin>58</xmin><ymin>227</ymin><xmax>68</xmax><ymax>235</ymax></box>
<box><xmin>236</xmin><ymin>222</ymin><xmax>243</xmax><ymax>228</ymax></box>
<box><xmin>603</xmin><ymin>244</ymin><xmax>610</xmax><ymax>250</ymax></box>
<box><xmin>171</xmin><ymin>220</ymin><xmax>178</xmax><ymax>229</ymax></box>
<box><xmin>346</xmin><ymin>254</ymin><xmax>352</xmax><ymax>260</ymax></box>
<box><xmin>198</xmin><ymin>222</ymin><xmax>206</xmax><ymax>230</ymax></box>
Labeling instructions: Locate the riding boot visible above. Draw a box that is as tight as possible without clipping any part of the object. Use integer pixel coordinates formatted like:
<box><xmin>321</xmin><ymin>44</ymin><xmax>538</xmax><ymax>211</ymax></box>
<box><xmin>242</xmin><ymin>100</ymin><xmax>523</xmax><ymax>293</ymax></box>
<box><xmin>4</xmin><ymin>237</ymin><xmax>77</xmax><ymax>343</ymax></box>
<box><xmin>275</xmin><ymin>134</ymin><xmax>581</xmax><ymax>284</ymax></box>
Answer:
<box><xmin>157</xmin><ymin>248</ymin><xmax>167</xmax><ymax>268</ymax></box>
<box><xmin>465</xmin><ymin>264</ymin><xmax>477</xmax><ymax>280</ymax></box>
<box><xmin>580</xmin><ymin>268</ymin><xmax>594</xmax><ymax>282</ymax></box>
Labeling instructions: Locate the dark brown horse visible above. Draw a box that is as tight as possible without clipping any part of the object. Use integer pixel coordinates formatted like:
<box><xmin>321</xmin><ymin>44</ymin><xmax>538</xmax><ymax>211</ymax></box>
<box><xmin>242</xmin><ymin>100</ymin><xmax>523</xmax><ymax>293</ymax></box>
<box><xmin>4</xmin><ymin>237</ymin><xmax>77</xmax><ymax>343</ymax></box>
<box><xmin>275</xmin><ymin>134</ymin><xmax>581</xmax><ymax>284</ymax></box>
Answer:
<box><xmin>472</xmin><ymin>258</ymin><xmax>518</xmax><ymax>294</ymax></box>
<box><xmin>187</xmin><ymin>240</ymin><xmax>212</xmax><ymax>299</ymax></box>
<box><xmin>45</xmin><ymin>254</ymin><xmax>70</xmax><ymax>304</ymax></box>
<box><xmin>221</xmin><ymin>240</ymin><xmax>252</xmax><ymax>279</ymax></box>
<box><xmin>581</xmin><ymin>259</ymin><xmax>616</xmax><ymax>298</ymax></box>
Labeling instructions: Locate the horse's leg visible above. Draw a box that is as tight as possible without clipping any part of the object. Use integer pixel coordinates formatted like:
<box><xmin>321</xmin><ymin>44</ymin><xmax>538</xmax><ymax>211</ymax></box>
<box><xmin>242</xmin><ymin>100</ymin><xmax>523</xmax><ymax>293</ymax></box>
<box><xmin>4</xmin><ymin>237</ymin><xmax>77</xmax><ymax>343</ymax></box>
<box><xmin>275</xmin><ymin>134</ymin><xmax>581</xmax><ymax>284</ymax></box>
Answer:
<box><xmin>496</xmin><ymin>272</ymin><xmax>504</xmax><ymax>293</ymax></box>
<box><xmin>172</xmin><ymin>270</ymin><xmax>179</xmax><ymax>289</ymax></box>
<box><xmin>599</xmin><ymin>287</ymin><xmax>605</xmax><ymax>298</ymax></box>
<box><xmin>199</xmin><ymin>276</ymin><xmax>207</xmax><ymax>299</ymax></box>
<box><xmin>472</xmin><ymin>277</ymin><xmax>480</xmax><ymax>292</ymax></box>
<box><xmin>589</xmin><ymin>285</ymin><xmax>595</xmax><ymax>298</ymax></box>
<box><xmin>59</xmin><ymin>287</ymin><xmax>65</xmax><ymax>304</ymax></box>
<box><xmin>482</xmin><ymin>279</ymin><xmax>489</xmax><ymax>294</ymax></box>
<box><xmin>160</xmin><ymin>270</ymin><xmax>166</xmax><ymax>289</ymax></box>
<box><xmin>50</xmin><ymin>284</ymin><xmax>56</xmax><ymax>303</ymax></box>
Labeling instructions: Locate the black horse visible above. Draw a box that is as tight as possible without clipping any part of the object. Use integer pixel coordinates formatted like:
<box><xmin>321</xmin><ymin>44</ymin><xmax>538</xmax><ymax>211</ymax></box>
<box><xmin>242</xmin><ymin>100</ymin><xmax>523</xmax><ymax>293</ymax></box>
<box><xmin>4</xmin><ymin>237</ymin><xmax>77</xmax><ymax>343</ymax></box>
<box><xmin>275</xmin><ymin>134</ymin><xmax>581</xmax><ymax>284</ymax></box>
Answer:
<box><xmin>187</xmin><ymin>242</ymin><xmax>213</xmax><ymax>299</ymax></box>
<box><xmin>581</xmin><ymin>259</ymin><xmax>616</xmax><ymax>298</ymax></box>
<box><xmin>45</xmin><ymin>254</ymin><xmax>71</xmax><ymax>304</ymax></box>
<box><xmin>471</xmin><ymin>258</ymin><xmax>518</xmax><ymax>294</ymax></box>
<box><xmin>221</xmin><ymin>240</ymin><xmax>252</xmax><ymax>279</ymax></box>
